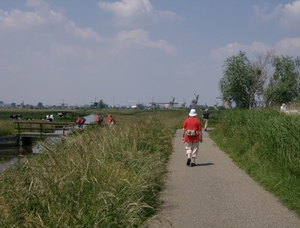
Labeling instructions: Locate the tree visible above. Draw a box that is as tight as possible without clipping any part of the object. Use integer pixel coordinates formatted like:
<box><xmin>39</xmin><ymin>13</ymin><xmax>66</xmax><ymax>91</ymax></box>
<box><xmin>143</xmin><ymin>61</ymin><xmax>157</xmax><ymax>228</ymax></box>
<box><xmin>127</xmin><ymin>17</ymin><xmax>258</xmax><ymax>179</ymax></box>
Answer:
<box><xmin>37</xmin><ymin>102</ymin><xmax>43</xmax><ymax>108</ymax></box>
<box><xmin>220</xmin><ymin>51</ymin><xmax>269</xmax><ymax>109</ymax></box>
<box><xmin>264</xmin><ymin>55</ymin><xmax>300</xmax><ymax>107</ymax></box>
<box><xmin>219</xmin><ymin>51</ymin><xmax>254</xmax><ymax>108</ymax></box>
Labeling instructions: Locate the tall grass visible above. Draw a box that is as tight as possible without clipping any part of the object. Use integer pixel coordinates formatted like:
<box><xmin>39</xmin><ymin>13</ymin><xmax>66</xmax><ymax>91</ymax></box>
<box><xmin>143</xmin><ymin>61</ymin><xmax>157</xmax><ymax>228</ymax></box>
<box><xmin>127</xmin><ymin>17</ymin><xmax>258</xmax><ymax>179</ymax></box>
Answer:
<box><xmin>0</xmin><ymin>120</ymin><xmax>15</xmax><ymax>135</ymax></box>
<box><xmin>209</xmin><ymin>109</ymin><xmax>300</xmax><ymax>215</ymax></box>
<box><xmin>0</xmin><ymin>110</ymin><xmax>186</xmax><ymax>227</ymax></box>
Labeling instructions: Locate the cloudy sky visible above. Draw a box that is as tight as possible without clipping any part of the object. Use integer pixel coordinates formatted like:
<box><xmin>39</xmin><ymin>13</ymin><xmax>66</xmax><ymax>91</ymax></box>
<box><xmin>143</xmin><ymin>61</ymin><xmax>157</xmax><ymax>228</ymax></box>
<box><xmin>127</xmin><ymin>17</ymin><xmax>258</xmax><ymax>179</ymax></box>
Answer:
<box><xmin>0</xmin><ymin>0</ymin><xmax>299</xmax><ymax>107</ymax></box>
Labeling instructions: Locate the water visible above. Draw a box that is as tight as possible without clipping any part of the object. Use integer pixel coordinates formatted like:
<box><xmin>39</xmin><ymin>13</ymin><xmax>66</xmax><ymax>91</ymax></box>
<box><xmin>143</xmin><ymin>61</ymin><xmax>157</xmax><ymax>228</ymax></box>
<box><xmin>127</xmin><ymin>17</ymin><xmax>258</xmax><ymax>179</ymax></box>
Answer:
<box><xmin>0</xmin><ymin>114</ymin><xmax>97</xmax><ymax>173</ymax></box>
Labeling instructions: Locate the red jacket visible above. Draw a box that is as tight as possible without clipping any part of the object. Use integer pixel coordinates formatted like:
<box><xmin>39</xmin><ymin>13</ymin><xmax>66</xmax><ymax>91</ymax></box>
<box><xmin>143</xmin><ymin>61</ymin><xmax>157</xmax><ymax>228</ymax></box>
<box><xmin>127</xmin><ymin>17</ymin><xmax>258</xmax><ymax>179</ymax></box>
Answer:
<box><xmin>183</xmin><ymin>116</ymin><xmax>202</xmax><ymax>142</ymax></box>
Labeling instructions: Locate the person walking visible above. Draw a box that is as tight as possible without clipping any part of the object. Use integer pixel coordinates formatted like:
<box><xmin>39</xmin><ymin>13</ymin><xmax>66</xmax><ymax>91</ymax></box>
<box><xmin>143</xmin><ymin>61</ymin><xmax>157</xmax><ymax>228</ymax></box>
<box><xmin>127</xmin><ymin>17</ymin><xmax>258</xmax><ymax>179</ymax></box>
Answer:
<box><xmin>76</xmin><ymin>115</ymin><xmax>86</xmax><ymax>129</ymax></box>
<box><xmin>96</xmin><ymin>114</ymin><xmax>103</xmax><ymax>126</ymax></box>
<box><xmin>280</xmin><ymin>103</ymin><xmax>286</xmax><ymax>112</ymax></box>
<box><xmin>202</xmin><ymin>109</ymin><xmax>210</xmax><ymax>131</ymax></box>
<box><xmin>182</xmin><ymin>109</ymin><xmax>203</xmax><ymax>167</ymax></box>
<box><xmin>107</xmin><ymin>115</ymin><xmax>115</xmax><ymax>127</ymax></box>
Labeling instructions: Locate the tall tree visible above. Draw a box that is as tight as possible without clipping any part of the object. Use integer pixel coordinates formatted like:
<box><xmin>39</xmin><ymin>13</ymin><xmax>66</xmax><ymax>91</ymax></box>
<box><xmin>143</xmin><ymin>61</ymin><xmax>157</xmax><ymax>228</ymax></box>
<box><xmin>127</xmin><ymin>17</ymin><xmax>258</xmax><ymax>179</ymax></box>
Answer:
<box><xmin>37</xmin><ymin>102</ymin><xmax>43</xmax><ymax>108</ymax></box>
<box><xmin>264</xmin><ymin>55</ymin><xmax>300</xmax><ymax>106</ymax></box>
<box><xmin>220</xmin><ymin>50</ymin><xmax>276</xmax><ymax>109</ymax></box>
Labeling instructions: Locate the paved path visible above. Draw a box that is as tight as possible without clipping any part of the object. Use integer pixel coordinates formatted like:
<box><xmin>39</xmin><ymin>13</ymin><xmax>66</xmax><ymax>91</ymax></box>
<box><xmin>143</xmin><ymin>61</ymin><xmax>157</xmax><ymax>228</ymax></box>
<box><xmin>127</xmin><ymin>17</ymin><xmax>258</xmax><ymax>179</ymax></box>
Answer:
<box><xmin>144</xmin><ymin>129</ymin><xmax>300</xmax><ymax>228</ymax></box>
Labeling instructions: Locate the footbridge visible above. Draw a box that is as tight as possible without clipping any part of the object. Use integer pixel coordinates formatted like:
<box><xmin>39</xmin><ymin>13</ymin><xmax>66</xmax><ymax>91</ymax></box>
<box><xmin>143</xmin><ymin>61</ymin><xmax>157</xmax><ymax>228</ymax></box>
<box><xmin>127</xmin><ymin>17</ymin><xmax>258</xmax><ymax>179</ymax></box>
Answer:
<box><xmin>13</xmin><ymin>121</ymin><xmax>79</xmax><ymax>146</ymax></box>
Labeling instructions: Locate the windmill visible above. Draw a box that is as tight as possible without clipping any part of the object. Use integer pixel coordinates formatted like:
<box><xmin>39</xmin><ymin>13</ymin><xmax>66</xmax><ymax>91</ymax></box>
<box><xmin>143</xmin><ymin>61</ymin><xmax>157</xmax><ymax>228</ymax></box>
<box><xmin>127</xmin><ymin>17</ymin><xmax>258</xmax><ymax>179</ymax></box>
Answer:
<box><xmin>91</xmin><ymin>97</ymin><xmax>98</xmax><ymax>108</ymax></box>
<box><xmin>191</xmin><ymin>93</ymin><xmax>199</xmax><ymax>109</ymax></box>
<box><xmin>20</xmin><ymin>100</ymin><xmax>24</xmax><ymax>109</ymax></box>
<box><xmin>216</xmin><ymin>96</ymin><xmax>231</xmax><ymax>109</ymax></box>
<box><xmin>60</xmin><ymin>99</ymin><xmax>67</xmax><ymax>109</ymax></box>
<box><xmin>149</xmin><ymin>97</ymin><xmax>157</xmax><ymax>109</ymax></box>
<box><xmin>168</xmin><ymin>96</ymin><xmax>175</xmax><ymax>109</ymax></box>
<box><xmin>214</xmin><ymin>100</ymin><xmax>219</xmax><ymax>110</ymax></box>
<box><xmin>181</xmin><ymin>99</ymin><xmax>186</xmax><ymax>108</ymax></box>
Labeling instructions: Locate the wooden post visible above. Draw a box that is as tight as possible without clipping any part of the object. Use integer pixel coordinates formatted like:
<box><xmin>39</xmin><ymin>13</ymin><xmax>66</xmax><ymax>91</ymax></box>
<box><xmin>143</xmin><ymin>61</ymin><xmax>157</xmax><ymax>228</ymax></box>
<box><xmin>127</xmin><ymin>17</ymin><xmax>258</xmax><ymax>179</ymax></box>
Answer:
<box><xmin>40</xmin><ymin>123</ymin><xmax>42</xmax><ymax>137</ymax></box>
<box><xmin>17</xmin><ymin>122</ymin><xmax>20</xmax><ymax>136</ymax></box>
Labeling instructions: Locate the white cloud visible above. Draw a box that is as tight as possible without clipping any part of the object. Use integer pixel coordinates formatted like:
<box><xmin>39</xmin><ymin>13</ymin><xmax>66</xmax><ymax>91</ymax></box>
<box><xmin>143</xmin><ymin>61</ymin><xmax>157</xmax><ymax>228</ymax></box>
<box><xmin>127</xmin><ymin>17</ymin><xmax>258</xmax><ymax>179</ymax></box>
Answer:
<box><xmin>98</xmin><ymin>0</ymin><xmax>154</xmax><ymax>18</ymax></box>
<box><xmin>98</xmin><ymin>0</ymin><xmax>181</xmax><ymax>27</ymax></box>
<box><xmin>0</xmin><ymin>9</ymin><xmax>45</xmax><ymax>30</ymax></box>
<box><xmin>210</xmin><ymin>42</ymin><xmax>271</xmax><ymax>62</ymax></box>
<box><xmin>251</xmin><ymin>1</ymin><xmax>300</xmax><ymax>29</ymax></box>
<box><xmin>0</xmin><ymin>2</ymin><xmax>104</xmax><ymax>43</ymax></box>
<box><xmin>276</xmin><ymin>37</ymin><xmax>300</xmax><ymax>55</ymax></box>
<box><xmin>280</xmin><ymin>0</ymin><xmax>300</xmax><ymax>29</ymax></box>
<box><xmin>64</xmin><ymin>20</ymin><xmax>104</xmax><ymax>42</ymax></box>
<box><xmin>251</xmin><ymin>4</ymin><xmax>282</xmax><ymax>24</ymax></box>
<box><xmin>115</xmin><ymin>29</ymin><xmax>176</xmax><ymax>53</ymax></box>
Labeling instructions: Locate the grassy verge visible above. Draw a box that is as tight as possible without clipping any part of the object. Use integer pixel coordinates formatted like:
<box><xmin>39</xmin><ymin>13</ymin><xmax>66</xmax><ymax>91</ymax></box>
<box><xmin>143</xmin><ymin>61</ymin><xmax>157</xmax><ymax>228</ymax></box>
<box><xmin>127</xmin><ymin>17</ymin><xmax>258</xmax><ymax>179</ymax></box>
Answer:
<box><xmin>0</xmin><ymin>120</ymin><xmax>15</xmax><ymax>136</ymax></box>
<box><xmin>209</xmin><ymin>109</ymin><xmax>300</xmax><ymax>215</ymax></box>
<box><xmin>0</xmin><ymin>109</ymin><xmax>187</xmax><ymax>227</ymax></box>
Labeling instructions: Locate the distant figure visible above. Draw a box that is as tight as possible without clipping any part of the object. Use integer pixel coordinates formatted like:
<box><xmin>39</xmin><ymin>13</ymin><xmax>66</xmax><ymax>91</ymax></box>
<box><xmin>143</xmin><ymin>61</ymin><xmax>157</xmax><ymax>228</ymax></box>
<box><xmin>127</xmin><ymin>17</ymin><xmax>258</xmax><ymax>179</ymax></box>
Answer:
<box><xmin>280</xmin><ymin>103</ymin><xmax>286</xmax><ymax>112</ymax></box>
<box><xmin>76</xmin><ymin>115</ymin><xmax>86</xmax><ymax>129</ymax></box>
<box><xmin>202</xmin><ymin>109</ymin><xmax>210</xmax><ymax>131</ymax></box>
<box><xmin>182</xmin><ymin>109</ymin><xmax>203</xmax><ymax>167</ymax></box>
<box><xmin>107</xmin><ymin>115</ymin><xmax>115</xmax><ymax>127</ymax></box>
<box><xmin>96</xmin><ymin>114</ymin><xmax>104</xmax><ymax>126</ymax></box>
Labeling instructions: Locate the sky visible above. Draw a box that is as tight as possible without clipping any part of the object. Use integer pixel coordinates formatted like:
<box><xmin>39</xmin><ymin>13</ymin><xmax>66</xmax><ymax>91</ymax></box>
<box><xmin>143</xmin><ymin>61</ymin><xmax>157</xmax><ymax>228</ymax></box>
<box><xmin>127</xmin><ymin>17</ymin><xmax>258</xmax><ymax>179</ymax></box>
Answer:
<box><xmin>0</xmin><ymin>0</ymin><xmax>300</xmax><ymax>107</ymax></box>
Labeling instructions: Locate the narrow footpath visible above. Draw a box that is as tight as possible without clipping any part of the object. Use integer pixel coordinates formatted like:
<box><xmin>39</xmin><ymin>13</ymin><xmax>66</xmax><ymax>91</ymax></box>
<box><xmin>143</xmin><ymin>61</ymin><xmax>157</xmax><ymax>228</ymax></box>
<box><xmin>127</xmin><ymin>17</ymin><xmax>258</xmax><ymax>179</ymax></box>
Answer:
<box><xmin>145</xmin><ymin>129</ymin><xmax>300</xmax><ymax>228</ymax></box>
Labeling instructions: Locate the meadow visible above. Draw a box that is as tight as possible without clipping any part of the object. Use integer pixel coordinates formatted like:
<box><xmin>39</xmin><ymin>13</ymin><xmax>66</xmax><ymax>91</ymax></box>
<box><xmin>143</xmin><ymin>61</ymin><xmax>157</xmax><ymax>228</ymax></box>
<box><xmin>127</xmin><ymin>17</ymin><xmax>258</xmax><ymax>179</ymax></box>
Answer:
<box><xmin>0</xmin><ymin>109</ymin><xmax>192</xmax><ymax>227</ymax></box>
<box><xmin>209</xmin><ymin>109</ymin><xmax>300</xmax><ymax>216</ymax></box>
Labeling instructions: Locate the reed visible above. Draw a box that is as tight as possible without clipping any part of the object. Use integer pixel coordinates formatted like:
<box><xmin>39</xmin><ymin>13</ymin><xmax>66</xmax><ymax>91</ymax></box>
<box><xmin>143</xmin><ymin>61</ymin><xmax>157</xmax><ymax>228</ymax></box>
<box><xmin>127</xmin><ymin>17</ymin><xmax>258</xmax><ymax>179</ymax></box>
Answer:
<box><xmin>209</xmin><ymin>109</ymin><xmax>300</xmax><ymax>215</ymax></box>
<box><xmin>0</xmin><ymin>110</ymin><xmax>187</xmax><ymax>227</ymax></box>
<box><xmin>0</xmin><ymin>120</ymin><xmax>15</xmax><ymax>135</ymax></box>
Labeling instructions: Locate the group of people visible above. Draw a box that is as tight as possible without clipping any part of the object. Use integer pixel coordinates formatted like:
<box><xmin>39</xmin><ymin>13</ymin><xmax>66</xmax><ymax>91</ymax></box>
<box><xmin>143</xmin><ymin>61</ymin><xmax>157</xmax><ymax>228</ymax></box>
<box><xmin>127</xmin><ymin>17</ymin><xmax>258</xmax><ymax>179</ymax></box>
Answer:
<box><xmin>76</xmin><ymin>114</ymin><xmax>116</xmax><ymax>129</ymax></box>
<box><xmin>182</xmin><ymin>108</ymin><xmax>210</xmax><ymax>167</ymax></box>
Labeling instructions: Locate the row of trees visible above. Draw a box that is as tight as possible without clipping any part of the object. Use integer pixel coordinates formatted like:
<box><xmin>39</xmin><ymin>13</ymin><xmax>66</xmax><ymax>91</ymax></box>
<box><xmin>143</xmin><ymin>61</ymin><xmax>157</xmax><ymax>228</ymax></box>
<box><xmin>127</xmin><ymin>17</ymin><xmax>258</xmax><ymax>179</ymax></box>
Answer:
<box><xmin>219</xmin><ymin>50</ymin><xmax>300</xmax><ymax>109</ymax></box>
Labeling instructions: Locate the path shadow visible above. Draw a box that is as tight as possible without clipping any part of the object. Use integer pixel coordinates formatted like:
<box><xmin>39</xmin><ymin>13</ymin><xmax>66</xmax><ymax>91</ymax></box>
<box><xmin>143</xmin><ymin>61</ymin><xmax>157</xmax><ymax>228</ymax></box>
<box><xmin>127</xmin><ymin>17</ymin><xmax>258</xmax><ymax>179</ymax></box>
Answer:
<box><xmin>195</xmin><ymin>162</ymin><xmax>214</xmax><ymax>167</ymax></box>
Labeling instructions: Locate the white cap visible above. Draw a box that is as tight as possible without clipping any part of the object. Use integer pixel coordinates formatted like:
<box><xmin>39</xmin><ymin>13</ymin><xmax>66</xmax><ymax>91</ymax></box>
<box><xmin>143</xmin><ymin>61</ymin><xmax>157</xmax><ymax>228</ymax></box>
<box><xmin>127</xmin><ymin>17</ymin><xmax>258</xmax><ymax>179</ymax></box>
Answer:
<box><xmin>189</xmin><ymin>109</ymin><xmax>197</xmax><ymax>116</ymax></box>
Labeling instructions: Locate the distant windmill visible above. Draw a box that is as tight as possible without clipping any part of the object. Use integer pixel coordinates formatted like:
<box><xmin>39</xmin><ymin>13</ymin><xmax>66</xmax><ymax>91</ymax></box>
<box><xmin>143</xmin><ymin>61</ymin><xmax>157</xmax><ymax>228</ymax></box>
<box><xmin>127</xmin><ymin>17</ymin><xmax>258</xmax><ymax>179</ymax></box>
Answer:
<box><xmin>191</xmin><ymin>93</ymin><xmax>199</xmax><ymax>109</ymax></box>
<box><xmin>20</xmin><ymin>100</ymin><xmax>24</xmax><ymax>109</ymax></box>
<box><xmin>168</xmin><ymin>96</ymin><xmax>175</xmax><ymax>109</ymax></box>
<box><xmin>60</xmin><ymin>99</ymin><xmax>66</xmax><ymax>109</ymax></box>
<box><xmin>216</xmin><ymin>96</ymin><xmax>231</xmax><ymax>109</ymax></box>
<box><xmin>149</xmin><ymin>97</ymin><xmax>157</xmax><ymax>109</ymax></box>
<box><xmin>91</xmin><ymin>97</ymin><xmax>98</xmax><ymax>108</ymax></box>
<box><xmin>181</xmin><ymin>99</ymin><xmax>186</xmax><ymax>108</ymax></box>
<box><xmin>214</xmin><ymin>100</ymin><xmax>219</xmax><ymax>110</ymax></box>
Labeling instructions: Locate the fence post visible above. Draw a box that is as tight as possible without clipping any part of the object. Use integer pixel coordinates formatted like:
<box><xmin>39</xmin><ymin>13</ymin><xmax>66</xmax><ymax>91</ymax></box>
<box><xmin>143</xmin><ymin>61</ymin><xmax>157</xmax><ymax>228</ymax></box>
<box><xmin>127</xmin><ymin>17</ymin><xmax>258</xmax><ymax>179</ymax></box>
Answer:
<box><xmin>40</xmin><ymin>123</ymin><xmax>42</xmax><ymax>137</ymax></box>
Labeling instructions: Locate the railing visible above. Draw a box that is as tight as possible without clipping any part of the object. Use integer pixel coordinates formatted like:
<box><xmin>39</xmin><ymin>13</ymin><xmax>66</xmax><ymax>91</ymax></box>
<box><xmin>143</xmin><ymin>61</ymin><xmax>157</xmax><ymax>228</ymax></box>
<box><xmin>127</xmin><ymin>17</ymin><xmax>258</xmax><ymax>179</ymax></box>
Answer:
<box><xmin>14</xmin><ymin>121</ymin><xmax>77</xmax><ymax>137</ymax></box>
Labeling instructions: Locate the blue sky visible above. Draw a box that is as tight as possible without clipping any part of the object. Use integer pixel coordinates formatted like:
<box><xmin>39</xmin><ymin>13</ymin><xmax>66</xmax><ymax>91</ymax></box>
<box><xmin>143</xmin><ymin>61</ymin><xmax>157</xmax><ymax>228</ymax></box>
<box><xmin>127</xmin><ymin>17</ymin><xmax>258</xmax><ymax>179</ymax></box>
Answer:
<box><xmin>0</xmin><ymin>0</ymin><xmax>299</xmax><ymax>107</ymax></box>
